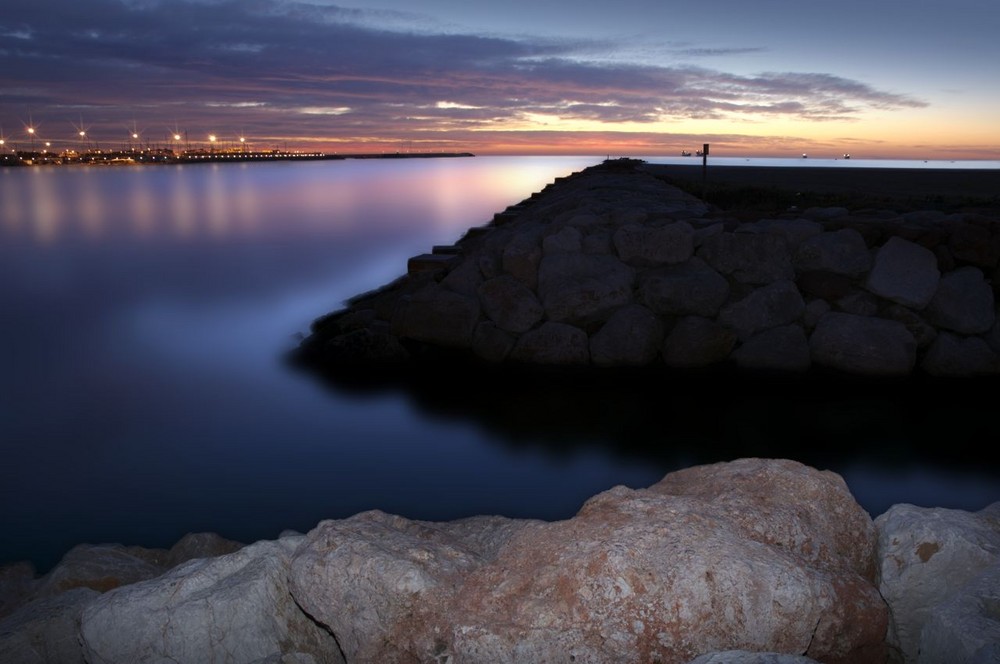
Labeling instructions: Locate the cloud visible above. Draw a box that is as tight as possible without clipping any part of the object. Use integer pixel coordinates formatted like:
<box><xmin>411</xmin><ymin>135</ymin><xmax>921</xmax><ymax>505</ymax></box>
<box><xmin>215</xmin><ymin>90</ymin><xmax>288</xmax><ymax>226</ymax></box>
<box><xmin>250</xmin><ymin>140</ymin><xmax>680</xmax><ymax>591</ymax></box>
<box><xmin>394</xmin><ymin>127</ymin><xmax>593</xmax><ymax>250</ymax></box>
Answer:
<box><xmin>0</xmin><ymin>0</ymin><xmax>927</xmax><ymax>149</ymax></box>
<box><xmin>671</xmin><ymin>46</ymin><xmax>768</xmax><ymax>58</ymax></box>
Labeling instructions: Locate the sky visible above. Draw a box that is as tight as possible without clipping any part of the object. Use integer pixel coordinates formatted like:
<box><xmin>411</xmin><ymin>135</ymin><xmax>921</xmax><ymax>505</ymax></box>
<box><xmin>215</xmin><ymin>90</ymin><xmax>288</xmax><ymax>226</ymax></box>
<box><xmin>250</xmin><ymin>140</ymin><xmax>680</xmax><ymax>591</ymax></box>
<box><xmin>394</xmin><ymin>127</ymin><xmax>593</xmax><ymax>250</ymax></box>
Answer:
<box><xmin>1</xmin><ymin>0</ymin><xmax>998</xmax><ymax>159</ymax></box>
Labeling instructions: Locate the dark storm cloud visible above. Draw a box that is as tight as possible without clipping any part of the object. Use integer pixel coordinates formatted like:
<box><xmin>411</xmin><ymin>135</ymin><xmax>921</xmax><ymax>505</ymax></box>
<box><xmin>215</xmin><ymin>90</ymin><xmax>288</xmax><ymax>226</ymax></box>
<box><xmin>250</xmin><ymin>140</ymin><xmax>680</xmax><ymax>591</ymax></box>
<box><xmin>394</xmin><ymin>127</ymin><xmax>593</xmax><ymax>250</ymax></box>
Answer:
<box><xmin>0</xmin><ymin>0</ymin><xmax>926</xmax><ymax>145</ymax></box>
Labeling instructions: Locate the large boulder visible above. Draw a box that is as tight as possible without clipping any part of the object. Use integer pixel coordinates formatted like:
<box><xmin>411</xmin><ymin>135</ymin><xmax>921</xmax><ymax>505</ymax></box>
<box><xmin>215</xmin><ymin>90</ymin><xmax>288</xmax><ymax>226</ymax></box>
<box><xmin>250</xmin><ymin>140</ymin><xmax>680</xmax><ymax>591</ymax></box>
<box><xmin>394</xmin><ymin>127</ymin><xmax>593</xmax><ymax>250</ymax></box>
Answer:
<box><xmin>875</xmin><ymin>502</ymin><xmax>1000</xmax><ymax>664</ymax></box>
<box><xmin>638</xmin><ymin>257</ymin><xmax>730</xmax><ymax>318</ymax></box>
<box><xmin>864</xmin><ymin>236</ymin><xmax>940</xmax><ymax>309</ymax></box>
<box><xmin>537</xmin><ymin>253</ymin><xmax>635</xmax><ymax>325</ymax></box>
<box><xmin>391</xmin><ymin>283</ymin><xmax>482</xmax><ymax>348</ymax></box>
<box><xmin>28</xmin><ymin>544</ymin><xmax>164</xmax><ymax>602</ymax></box>
<box><xmin>589</xmin><ymin>303</ymin><xmax>664</xmax><ymax>367</ymax></box>
<box><xmin>0</xmin><ymin>562</ymin><xmax>37</xmax><ymax>621</ymax></box>
<box><xmin>662</xmin><ymin>316</ymin><xmax>738</xmax><ymax>368</ymax></box>
<box><xmin>793</xmin><ymin>228</ymin><xmax>872</xmax><ymax>277</ymax></box>
<box><xmin>477</xmin><ymin>274</ymin><xmax>544</xmax><ymax>334</ymax></box>
<box><xmin>697</xmin><ymin>232</ymin><xmax>795</xmax><ymax>285</ymax></box>
<box><xmin>0</xmin><ymin>588</ymin><xmax>98</xmax><ymax>664</ymax></box>
<box><xmin>509</xmin><ymin>321</ymin><xmax>590</xmax><ymax>365</ymax></box>
<box><xmin>289</xmin><ymin>458</ymin><xmax>887</xmax><ymax>664</ymax></box>
<box><xmin>686</xmin><ymin>653</ymin><xmax>821</xmax><ymax>664</ymax></box>
<box><xmin>80</xmin><ymin>538</ymin><xmax>343</xmax><ymax>664</ymax></box>
<box><xmin>920</xmin><ymin>331</ymin><xmax>1000</xmax><ymax>376</ymax></box>
<box><xmin>809</xmin><ymin>312</ymin><xmax>916</xmax><ymax>376</ymax></box>
<box><xmin>731</xmin><ymin>324</ymin><xmax>811</xmax><ymax>372</ymax></box>
<box><xmin>613</xmin><ymin>221</ymin><xmax>694</xmax><ymax>266</ymax></box>
<box><xmin>289</xmin><ymin>513</ymin><xmax>534</xmax><ymax>663</ymax></box>
<box><xmin>717</xmin><ymin>280</ymin><xmax>805</xmax><ymax>341</ymax></box>
<box><xmin>918</xmin><ymin>563</ymin><xmax>1000</xmax><ymax>664</ymax></box>
<box><xmin>924</xmin><ymin>266</ymin><xmax>996</xmax><ymax>335</ymax></box>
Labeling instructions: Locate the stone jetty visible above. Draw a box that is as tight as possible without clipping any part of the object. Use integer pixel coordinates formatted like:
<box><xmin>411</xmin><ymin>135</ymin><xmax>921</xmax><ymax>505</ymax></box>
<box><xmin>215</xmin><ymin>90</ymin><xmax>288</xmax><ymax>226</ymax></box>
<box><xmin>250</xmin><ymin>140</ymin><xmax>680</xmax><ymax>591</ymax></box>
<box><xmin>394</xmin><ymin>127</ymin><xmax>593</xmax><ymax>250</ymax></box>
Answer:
<box><xmin>2</xmin><ymin>458</ymin><xmax>999</xmax><ymax>663</ymax></box>
<box><xmin>293</xmin><ymin>158</ymin><xmax>1000</xmax><ymax>380</ymax></box>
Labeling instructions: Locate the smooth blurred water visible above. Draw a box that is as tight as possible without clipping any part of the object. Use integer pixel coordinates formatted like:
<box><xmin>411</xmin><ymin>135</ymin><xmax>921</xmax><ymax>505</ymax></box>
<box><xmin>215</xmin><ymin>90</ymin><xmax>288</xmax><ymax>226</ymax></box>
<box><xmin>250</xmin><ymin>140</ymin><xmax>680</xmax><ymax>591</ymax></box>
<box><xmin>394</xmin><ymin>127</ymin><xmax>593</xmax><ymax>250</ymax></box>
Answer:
<box><xmin>2</xmin><ymin>155</ymin><xmax>997</xmax><ymax>572</ymax></box>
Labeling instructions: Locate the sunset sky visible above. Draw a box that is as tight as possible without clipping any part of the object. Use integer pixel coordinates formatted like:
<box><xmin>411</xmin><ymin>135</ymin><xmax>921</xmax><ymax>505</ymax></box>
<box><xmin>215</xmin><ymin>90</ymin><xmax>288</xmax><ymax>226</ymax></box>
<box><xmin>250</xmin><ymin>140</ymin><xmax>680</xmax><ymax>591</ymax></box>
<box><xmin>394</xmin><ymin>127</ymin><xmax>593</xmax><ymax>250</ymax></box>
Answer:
<box><xmin>1</xmin><ymin>0</ymin><xmax>998</xmax><ymax>159</ymax></box>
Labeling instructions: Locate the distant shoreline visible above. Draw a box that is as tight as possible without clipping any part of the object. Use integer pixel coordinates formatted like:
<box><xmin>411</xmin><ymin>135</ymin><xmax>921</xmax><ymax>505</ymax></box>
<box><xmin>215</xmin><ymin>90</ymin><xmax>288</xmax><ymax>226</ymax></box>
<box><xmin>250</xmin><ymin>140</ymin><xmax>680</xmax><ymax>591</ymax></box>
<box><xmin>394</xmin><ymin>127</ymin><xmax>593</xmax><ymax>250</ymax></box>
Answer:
<box><xmin>0</xmin><ymin>151</ymin><xmax>475</xmax><ymax>168</ymax></box>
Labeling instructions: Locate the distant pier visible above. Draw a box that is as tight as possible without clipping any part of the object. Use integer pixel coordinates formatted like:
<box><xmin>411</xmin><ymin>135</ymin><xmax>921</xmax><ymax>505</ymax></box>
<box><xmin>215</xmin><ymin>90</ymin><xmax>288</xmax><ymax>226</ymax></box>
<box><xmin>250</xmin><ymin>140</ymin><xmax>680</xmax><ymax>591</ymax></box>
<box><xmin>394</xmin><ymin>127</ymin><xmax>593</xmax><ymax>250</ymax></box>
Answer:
<box><xmin>0</xmin><ymin>150</ymin><xmax>475</xmax><ymax>167</ymax></box>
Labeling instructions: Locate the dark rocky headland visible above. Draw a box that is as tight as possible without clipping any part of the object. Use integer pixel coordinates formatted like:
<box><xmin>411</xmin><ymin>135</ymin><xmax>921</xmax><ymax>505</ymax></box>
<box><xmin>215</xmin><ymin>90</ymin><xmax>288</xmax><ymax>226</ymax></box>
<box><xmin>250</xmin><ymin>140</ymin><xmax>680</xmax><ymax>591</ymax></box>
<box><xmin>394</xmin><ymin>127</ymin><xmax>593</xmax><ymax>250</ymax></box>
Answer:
<box><xmin>292</xmin><ymin>158</ymin><xmax>1000</xmax><ymax>381</ymax></box>
<box><xmin>3</xmin><ymin>160</ymin><xmax>999</xmax><ymax>663</ymax></box>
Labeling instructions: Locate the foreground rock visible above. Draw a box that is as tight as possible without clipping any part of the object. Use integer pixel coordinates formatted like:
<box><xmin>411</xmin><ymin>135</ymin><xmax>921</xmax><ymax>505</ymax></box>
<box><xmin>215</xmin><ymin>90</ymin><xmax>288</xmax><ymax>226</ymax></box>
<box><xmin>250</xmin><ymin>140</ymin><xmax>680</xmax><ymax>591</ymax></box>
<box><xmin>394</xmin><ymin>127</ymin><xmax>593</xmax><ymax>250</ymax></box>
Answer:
<box><xmin>289</xmin><ymin>458</ymin><xmax>885</xmax><ymax>663</ymax></box>
<box><xmin>79</xmin><ymin>537</ymin><xmax>343</xmax><ymax>664</ymax></box>
<box><xmin>2</xmin><ymin>458</ymin><xmax>997</xmax><ymax>663</ymax></box>
<box><xmin>294</xmin><ymin>158</ymin><xmax>1000</xmax><ymax>378</ymax></box>
<box><xmin>876</xmin><ymin>502</ymin><xmax>1000</xmax><ymax>663</ymax></box>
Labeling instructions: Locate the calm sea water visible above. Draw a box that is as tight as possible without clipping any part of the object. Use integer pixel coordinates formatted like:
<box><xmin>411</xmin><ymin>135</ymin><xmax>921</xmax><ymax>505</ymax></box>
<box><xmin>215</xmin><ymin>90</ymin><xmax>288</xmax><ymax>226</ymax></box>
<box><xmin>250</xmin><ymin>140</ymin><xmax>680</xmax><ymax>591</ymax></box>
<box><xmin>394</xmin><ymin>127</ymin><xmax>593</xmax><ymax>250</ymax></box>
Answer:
<box><xmin>2</xmin><ymin>155</ymin><xmax>998</xmax><ymax>572</ymax></box>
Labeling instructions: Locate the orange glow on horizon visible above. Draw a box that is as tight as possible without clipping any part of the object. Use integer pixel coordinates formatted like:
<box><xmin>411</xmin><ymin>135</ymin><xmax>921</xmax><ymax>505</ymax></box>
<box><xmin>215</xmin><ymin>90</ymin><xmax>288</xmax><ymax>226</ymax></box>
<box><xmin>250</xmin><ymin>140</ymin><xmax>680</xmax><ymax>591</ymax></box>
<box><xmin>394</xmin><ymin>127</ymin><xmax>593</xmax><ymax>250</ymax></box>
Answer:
<box><xmin>3</xmin><ymin>113</ymin><xmax>995</xmax><ymax>161</ymax></box>
<box><xmin>257</xmin><ymin>131</ymin><xmax>999</xmax><ymax>161</ymax></box>
<box><xmin>248</xmin><ymin>106</ymin><xmax>1000</xmax><ymax>160</ymax></box>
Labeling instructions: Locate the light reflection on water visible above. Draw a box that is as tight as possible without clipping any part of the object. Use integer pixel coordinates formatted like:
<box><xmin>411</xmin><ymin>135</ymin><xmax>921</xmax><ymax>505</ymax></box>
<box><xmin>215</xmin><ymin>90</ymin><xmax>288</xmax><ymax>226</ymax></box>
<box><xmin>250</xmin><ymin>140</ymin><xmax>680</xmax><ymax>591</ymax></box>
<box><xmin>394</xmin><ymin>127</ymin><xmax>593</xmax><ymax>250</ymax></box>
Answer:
<box><xmin>0</xmin><ymin>155</ymin><xmax>997</xmax><ymax>573</ymax></box>
<box><xmin>1</xmin><ymin>157</ymin><xmax>596</xmax><ymax>244</ymax></box>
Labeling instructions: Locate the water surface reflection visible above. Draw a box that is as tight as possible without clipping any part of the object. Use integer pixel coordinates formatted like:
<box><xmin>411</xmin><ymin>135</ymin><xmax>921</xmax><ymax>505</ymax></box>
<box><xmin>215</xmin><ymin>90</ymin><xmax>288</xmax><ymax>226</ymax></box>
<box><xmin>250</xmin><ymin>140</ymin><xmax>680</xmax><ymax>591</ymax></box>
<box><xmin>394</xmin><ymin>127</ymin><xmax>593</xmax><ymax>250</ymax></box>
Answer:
<box><xmin>1</xmin><ymin>156</ymin><xmax>996</xmax><ymax>573</ymax></box>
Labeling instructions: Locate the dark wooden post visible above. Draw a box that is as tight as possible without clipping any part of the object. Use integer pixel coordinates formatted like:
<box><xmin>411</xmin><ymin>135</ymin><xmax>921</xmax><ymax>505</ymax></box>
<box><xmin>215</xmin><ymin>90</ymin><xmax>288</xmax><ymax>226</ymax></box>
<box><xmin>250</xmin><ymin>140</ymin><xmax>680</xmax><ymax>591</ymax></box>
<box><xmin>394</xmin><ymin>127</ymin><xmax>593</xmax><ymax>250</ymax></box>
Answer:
<box><xmin>700</xmin><ymin>143</ymin><xmax>710</xmax><ymax>198</ymax></box>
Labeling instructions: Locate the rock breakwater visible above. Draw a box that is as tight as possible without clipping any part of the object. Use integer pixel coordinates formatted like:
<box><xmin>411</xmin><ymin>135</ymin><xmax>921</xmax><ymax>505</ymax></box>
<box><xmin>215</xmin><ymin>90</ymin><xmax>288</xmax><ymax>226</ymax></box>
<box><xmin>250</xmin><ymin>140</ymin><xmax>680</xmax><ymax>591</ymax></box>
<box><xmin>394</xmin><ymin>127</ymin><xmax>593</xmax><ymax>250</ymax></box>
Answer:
<box><xmin>294</xmin><ymin>158</ymin><xmax>1000</xmax><ymax>379</ymax></box>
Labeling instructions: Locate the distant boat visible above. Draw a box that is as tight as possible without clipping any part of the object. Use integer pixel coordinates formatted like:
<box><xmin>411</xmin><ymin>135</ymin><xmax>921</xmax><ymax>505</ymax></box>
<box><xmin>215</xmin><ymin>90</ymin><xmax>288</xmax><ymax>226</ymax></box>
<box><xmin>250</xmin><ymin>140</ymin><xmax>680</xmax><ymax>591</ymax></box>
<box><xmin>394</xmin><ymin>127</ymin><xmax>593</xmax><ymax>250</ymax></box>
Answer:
<box><xmin>695</xmin><ymin>150</ymin><xmax>704</xmax><ymax>157</ymax></box>
<box><xmin>802</xmin><ymin>153</ymin><xmax>808</xmax><ymax>158</ymax></box>
<box><xmin>843</xmin><ymin>153</ymin><xmax>851</xmax><ymax>159</ymax></box>
<box><xmin>680</xmin><ymin>150</ymin><xmax>692</xmax><ymax>156</ymax></box>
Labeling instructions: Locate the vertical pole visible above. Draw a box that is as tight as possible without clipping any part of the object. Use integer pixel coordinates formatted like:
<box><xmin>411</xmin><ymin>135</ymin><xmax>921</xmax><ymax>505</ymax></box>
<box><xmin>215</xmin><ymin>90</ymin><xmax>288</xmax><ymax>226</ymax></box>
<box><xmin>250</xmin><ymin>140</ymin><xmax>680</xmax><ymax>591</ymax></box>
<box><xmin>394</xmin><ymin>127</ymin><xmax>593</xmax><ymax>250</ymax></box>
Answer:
<box><xmin>701</xmin><ymin>143</ymin><xmax>710</xmax><ymax>197</ymax></box>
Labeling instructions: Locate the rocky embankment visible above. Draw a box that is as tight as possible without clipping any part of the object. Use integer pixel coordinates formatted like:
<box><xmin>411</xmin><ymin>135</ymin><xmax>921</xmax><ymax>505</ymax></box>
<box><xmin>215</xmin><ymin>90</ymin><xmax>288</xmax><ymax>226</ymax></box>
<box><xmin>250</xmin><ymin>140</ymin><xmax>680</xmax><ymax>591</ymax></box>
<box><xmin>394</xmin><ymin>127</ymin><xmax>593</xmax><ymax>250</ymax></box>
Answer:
<box><xmin>294</xmin><ymin>158</ymin><xmax>1000</xmax><ymax>378</ymax></box>
<box><xmin>1</xmin><ymin>459</ymin><xmax>998</xmax><ymax>663</ymax></box>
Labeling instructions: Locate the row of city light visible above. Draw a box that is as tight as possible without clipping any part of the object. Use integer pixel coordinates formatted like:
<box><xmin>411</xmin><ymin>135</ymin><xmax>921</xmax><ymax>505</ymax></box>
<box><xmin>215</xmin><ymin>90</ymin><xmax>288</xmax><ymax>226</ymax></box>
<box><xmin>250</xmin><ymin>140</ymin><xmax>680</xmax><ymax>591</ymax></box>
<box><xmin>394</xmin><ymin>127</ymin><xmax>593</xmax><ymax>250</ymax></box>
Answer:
<box><xmin>0</xmin><ymin>120</ymin><xmax>253</xmax><ymax>153</ymax></box>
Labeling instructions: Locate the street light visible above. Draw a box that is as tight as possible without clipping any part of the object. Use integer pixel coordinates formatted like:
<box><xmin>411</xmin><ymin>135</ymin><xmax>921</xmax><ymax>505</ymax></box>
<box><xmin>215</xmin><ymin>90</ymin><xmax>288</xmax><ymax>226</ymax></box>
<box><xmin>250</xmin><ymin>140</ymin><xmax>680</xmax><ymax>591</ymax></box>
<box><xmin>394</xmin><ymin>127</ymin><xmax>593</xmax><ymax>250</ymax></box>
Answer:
<box><xmin>72</xmin><ymin>117</ymin><xmax>90</xmax><ymax>153</ymax></box>
<box><xmin>127</xmin><ymin>120</ymin><xmax>141</xmax><ymax>152</ymax></box>
<box><xmin>22</xmin><ymin>110</ymin><xmax>40</xmax><ymax>154</ymax></box>
<box><xmin>209</xmin><ymin>134</ymin><xmax>217</xmax><ymax>154</ymax></box>
<box><xmin>169</xmin><ymin>122</ymin><xmax>184</xmax><ymax>154</ymax></box>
